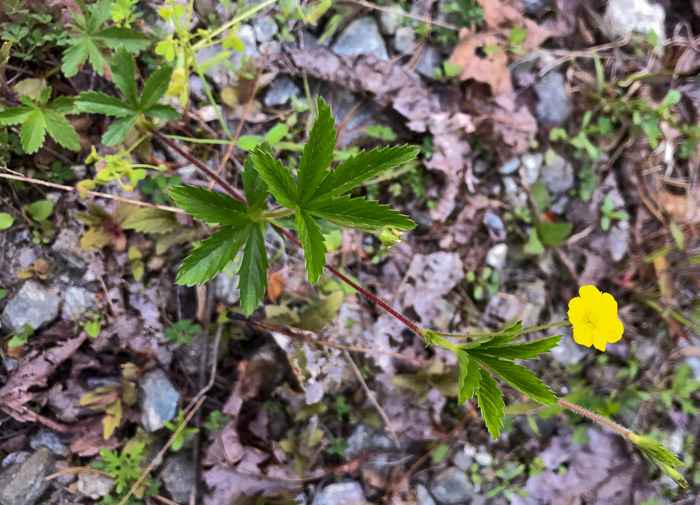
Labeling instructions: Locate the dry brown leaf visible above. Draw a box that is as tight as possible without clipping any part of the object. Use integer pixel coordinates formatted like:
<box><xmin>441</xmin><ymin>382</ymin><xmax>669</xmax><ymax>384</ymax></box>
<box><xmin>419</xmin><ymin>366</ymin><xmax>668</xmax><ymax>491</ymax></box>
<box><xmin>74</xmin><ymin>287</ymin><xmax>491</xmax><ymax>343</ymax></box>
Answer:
<box><xmin>479</xmin><ymin>0</ymin><xmax>556</xmax><ymax>51</ymax></box>
<box><xmin>451</xmin><ymin>33</ymin><xmax>512</xmax><ymax>95</ymax></box>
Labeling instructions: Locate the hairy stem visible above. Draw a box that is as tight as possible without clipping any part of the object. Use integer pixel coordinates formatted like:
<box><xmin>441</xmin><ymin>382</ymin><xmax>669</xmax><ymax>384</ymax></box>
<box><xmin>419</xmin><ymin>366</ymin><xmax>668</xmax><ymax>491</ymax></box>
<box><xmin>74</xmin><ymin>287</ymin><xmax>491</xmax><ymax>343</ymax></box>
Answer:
<box><xmin>436</xmin><ymin>321</ymin><xmax>570</xmax><ymax>340</ymax></box>
<box><xmin>557</xmin><ymin>398</ymin><xmax>633</xmax><ymax>439</ymax></box>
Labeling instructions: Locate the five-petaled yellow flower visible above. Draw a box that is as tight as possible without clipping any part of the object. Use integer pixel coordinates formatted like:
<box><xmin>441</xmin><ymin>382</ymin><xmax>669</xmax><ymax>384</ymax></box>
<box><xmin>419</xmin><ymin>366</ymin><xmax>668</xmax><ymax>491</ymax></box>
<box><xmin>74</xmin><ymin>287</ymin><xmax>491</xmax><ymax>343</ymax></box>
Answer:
<box><xmin>567</xmin><ymin>285</ymin><xmax>623</xmax><ymax>352</ymax></box>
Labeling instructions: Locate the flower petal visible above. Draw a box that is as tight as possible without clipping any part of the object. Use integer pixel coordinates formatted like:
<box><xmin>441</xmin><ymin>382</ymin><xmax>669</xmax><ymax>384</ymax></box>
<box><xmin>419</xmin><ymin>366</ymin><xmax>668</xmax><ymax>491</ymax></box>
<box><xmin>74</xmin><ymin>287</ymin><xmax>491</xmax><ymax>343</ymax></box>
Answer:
<box><xmin>579</xmin><ymin>284</ymin><xmax>601</xmax><ymax>299</ymax></box>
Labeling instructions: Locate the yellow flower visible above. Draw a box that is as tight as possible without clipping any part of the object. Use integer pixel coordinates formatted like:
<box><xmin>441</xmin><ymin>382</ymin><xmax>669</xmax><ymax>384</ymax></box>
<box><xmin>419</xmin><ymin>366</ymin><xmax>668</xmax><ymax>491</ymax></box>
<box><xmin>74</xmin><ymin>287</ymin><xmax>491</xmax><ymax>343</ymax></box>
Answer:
<box><xmin>567</xmin><ymin>285</ymin><xmax>623</xmax><ymax>352</ymax></box>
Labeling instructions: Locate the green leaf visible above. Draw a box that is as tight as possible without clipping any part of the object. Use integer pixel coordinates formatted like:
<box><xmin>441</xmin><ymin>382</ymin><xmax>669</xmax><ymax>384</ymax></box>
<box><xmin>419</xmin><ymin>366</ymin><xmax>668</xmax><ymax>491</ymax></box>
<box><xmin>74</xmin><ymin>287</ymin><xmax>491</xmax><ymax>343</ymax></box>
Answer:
<box><xmin>476</xmin><ymin>371</ymin><xmax>505</xmax><ymax>439</ymax></box>
<box><xmin>242</xmin><ymin>157</ymin><xmax>269</xmax><ymax>209</ymax></box>
<box><xmin>249</xmin><ymin>149</ymin><xmax>298</xmax><ymax>208</ymax></box>
<box><xmin>122</xmin><ymin>208</ymin><xmax>180</xmax><ymax>234</ymax></box>
<box><xmin>523</xmin><ymin>228</ymin><xmax>544</xmax><ymax>255</ymax></box>
<box><xmin>97</xmin><ymin>26</ymin><xmax>149</xmax><ymax>52</ymax></box>
<box><xmin>62</xmin><ymin>41</ymin><xmax>89</xmax><ymax>77</ymax></box>
<box><xmin>26</xmin><ymin>200</ymin><xmax>54</xmax><ymax>221</ymax></box>
<box><xmin>297</xmin><ymin>97</ymin><xmax>336</xmax><ymax>202</ymax></box>
<box><xmin>145</xmin><ymin>104</ymin><xmax>180</xmax><ymax>120</ymax></box>
<box><xmin>0</xmin><ymin>106</ymin><xmax>31</xmax><ymax>124</ymax></box>
<box><xmin>85</xmin><ymin>37</ymin><xmax>107</xmax><ymax>76</ymax></box>
<box><xmin>305</xmin><ymin>195</ymin><xmax>415</xmax><ymax>230</ymax></box>
<box><xmin>239</xmin><ymin>223</ymin><xmax>269</xmax><ymax>316</ymax></box>
<box><xmin>471</xmin><ymin>355</ymin><xmax>557</xmax><ymax>405</ymax></box>
<box><xmin>296</xmin><ymin>210</ymin><xmax>327</xmax><ymax>284</ymax></box>
<box><xmin>140</xmin><ymin>65</ymin><xmax>173</xmax><ymax>110</ymax></box>
<box><xmin>102</xmin><ymin>115</ymin><xmax>137</xmax><ymax>146</ymax></box>
<box><xmin>265</xmin><ymin>123</ymin><xmax>289</xmax><ymax>144</ymax></box>
<box><xmin>44</xmin><ymin>109</ymin><xmax>81</xmax><ymax>151</ymax></box>
<box><xmin>310</xmin><ymin>145</ymin><xmax>419</xmax><ymax>201</ymax></box>
<box><xmin>536</xmin><ymin>222</ymin><xmax>573</xmax><ymax>247</ymax></box>
<box><xmin>457</xmin><ymin>352</ymin><xmax>482</xmax><ymax>403</ymax></box>
<box><xmin>75</xmin><ymin>91</ymin><xmax>135</xmax><ymax>116</ymax></box>
<box><xmin>470</xmin><ymin>335</ymin><xmax>561</xmax><ymax>360</ymax></box>
<box><xmin>21</xmin><ymin>109</ymin><xmax>47</xmax><ymax>153</ymax></box>
<box><xmin>0</xmin><ymin>213</ymin><xmax>15</xmax><ymax>230</ymax></box>
<box><xmin>110</xmin><ymin>49</ymin><xmax>138</xmax><ymax>106</ymax></box>
<box><xmin>170</xmin><ymin>185</ymin><xmax>250</xmax><ymax>226</ymax></box>
<box><xmin>176</xmin><ymin>227</ymin><xmax>248</xmax><ymax>285</ymax></box>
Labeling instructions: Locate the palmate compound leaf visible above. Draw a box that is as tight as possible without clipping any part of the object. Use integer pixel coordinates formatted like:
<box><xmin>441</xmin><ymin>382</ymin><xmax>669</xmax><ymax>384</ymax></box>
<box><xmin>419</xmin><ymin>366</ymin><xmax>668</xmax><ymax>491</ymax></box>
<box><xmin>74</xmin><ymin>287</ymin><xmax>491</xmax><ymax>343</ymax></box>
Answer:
<box><xmin>304</xmin><ymin>195</ymin><xmax>416</xmax><ymax>230</ymax></box>
<box><xmin>470</xmin><ymin>335</ymin><xmax>562</xmax><ymax>360</ymax></box>
<box><xmin>176</xmin><ymin>226</ymin><xmax>250</xmax><ymax>286</ymax></box>
<box><xmin>242</xmin><ymin>156</ymin><xmax>269</xmax><ymax>209</ymax></box>
<box><xmin>249</xmin><ymin>148</ymin><xmax>299</xmax><ymax>208</ymax></box>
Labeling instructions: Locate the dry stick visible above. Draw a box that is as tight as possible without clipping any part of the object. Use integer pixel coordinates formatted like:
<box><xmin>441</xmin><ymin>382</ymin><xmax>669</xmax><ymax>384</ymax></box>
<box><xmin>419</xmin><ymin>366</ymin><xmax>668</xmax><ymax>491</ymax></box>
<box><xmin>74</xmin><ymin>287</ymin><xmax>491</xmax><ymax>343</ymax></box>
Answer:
<box><xmin>249</xmin><ymin>319</ymin><xmax>429</xmax><ymax>365</ymax></box>
<box><xmin>0</xmin><ymin>172</ymin><xmax>186</xmax><ymax>214</ymax></box>
<box><xmin>149</xmin><ymin>128</ymin><xmax>424</xmax><ymax>338</ymax></box>
<box><xmin>343</xmin><ymin>350</ymin><xmax>401</xmax><ymax>449</ymax></box>
<box><xmin>207</xmin><ymin>47</ymin><xmax>270</xmax><ymax>190</ymax></box>
<box><xmin>117</xmin><ymin>395</ymin><xmax>206</xmax><ymax>505</ymax></box>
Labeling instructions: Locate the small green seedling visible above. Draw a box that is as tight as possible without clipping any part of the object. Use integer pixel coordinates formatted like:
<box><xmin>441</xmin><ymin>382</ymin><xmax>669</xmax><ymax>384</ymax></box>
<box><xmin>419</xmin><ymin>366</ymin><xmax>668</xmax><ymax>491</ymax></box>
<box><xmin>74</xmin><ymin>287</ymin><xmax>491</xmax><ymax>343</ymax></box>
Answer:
<box><xmin>600</xmin><ymin>196</ymin><xmax>629</xmax><ymax>231</ymax></box>
<box><xmin>164</xmin><ymin>319</ymin><xmax>202</xmax><ymax>345</ymax></box>
<box><xmin>205</xmin><ymin>410</ymin><xmax>231</xmax><ymax>431</ymax></box>
<box><xmin>7</xmin><ymin>323</ymin><xmax>34</xmax><ymax>348</ymax></box>
<box><xmin>163</xmin><ymin>409</ymin><xmax>199</xmax><ymax>451</ymax></box>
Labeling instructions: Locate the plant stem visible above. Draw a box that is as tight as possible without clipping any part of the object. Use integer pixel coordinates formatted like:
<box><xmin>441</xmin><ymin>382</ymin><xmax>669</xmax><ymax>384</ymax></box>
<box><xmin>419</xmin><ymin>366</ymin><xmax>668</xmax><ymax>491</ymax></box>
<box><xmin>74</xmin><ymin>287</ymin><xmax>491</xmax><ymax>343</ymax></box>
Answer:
<box><xmin>262</xmin><ymin>207</ymin><xmax>295</xmax><ymax>218</ymax></box>
<box><xmin>436</xmin><ymin>321</ymin><xmax>570</xmax><ymax>339</ymax></box>
<box><xmin>192</xmin><ymin>0</ymin><xmax>278</xmax><ymax>50</ymax></box>
<box><xmin>557</xmin><ymin>399</ymin><xmax>633</xmax><ymax>439</ymax></box>
<box><xmin>150</xmin><ymin>128</ymin><xmax>424</xmax><ymax>337</ymax></box>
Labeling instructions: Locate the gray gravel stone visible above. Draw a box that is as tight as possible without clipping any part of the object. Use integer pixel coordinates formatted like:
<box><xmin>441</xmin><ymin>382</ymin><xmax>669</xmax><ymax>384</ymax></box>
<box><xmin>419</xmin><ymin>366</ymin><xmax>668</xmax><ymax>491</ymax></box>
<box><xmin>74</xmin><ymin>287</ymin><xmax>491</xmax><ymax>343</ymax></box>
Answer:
<box><xmin>486</xmin><ymin>244</ymin><xmax>508</xmax><ymax>270</ymax></box>
<box><xmin>52</xmin><ymin>228</ymin><xmax>89</xmax><ymax>270</ymax></box>
<box><xmin>253</xmin><ymin>16</ymin><xmax>278</xmax><ymax>42</ymax></box>
<box><xmin>77</xmin><ymin>473</ymin><xmax>114</xmax><ymax>499</ymax></box>
<box><xmin>540</xmin><ymin>154</ymin><xmax>574</xmax><ymax>194</ymax></box>
<box><xmin>608</xmin><ymin>220</ymin><xmax>629</xmax><ymax>261</ymax></box>
<box><xmin>484</xmin><ymin>212</ymin><xmax>505</xmax><ymax>234</ymax></box>
<box><xmin>264</xmin><ymin>76</ymin><xmax>300</xmax><ymax>107</ymax></box>
<box><xmin>451</xmin><ymin>448</ymin><xmax>474</xmax><ymax>472</ymax></box>
<box><xmin>29</xmin><ymin>429</ymin><xmax>68</xmax><ymax>456</ymax></box>
<box><xmin>523</xmin><ymin>0</ymin><xmax>551</xmax><ymax>17</ymax></box>
<box><xmin>416</xmin><ymin>45</ymin><xmax>441</xmax><ymax>77</ymax></box>
<box><xmin>1</xmin><ymin>280</ymin><xmax>61</xmax><ymax>332</ymax></box>
<box><xmin>62</xmin><ymin>286</ymin><xmax>98</xmax><ymax>319</ymax></box>
<box><xmin>139</xmin><ymin>369</ymin><xmax>179</xmax><ymax>432</ymax></box>
<box><xmin>345</xmin><ymin>424</ymin><xmax>393</xmax><ymax>459</ymax></box>
<box><xmin>499</xmin><ymin>157</ymin><xmax>520</xmax><ymax>175</ymax></box>
<box><xmin>161</xmin><ymin>453</ymin><xmax>195</xmax><ymax>503</ymax></box>
<box><xmin>521</xmin><ymin>153</ymin><xmax>543</xmax><ymax>184</ymax></box>
<box><xmin>378</xmin><ymin>10</ymin><xmax>401</xmax><ymax>34</ymax></box>
<box><xmin>215</xmin><ymin>271</ymin><xmax>240</xmax><ymax>305</ymax></box>
<box><xmin>534</xmin><ymin>72</ymin><xmax>571</xmax><ymax>126</ymax></box>
<box><xmin>604</xmin><ymin>0</ymin><xmax>665</xmax><ymax>41</ymax></box>
<box><xmin>416</xmin><ymin>484</ymin><xmax>436</xmax><ymax>505</ymax></box>
<box><xmin>0</xmin><ymin>447</ymin><xmax>54</xmax><ymax>505</ymax></box>
<box><xmin>394</xmin><ymin>26</ymin><xmax>415</xmax><ymax>53</ymax></box>
<box><xmin>313</xmin><ymin>481</ymin><xmax>366</xmax><ymax>505</ymax></box>
<box><xmin>332</xmin><ymin>17</ymin><xmax>388</xmax><ymax>60</ymax></box>
<box><xmin>196</xmin><ymin>43</ymin><xmax>230</xmax><ymax>88</ymax></box>
<box><xmin>429</xmin><ymin>467</ymin><xmax>474</xmax><ymax>505</ymax></box>
<box><xmin>551</xmin><ymin>327</ymin><xmax>591</xmax><ymax>365</ymax></box>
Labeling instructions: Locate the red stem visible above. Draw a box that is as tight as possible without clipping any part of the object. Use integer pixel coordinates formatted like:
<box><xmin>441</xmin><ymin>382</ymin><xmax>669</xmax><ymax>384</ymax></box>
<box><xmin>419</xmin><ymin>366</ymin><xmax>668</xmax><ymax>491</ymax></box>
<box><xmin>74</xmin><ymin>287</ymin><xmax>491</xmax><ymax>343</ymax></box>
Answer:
<box><xmin>151</xmin><ymin>128</ymin><xmax>424</xmax><ymax>337</ymax></box>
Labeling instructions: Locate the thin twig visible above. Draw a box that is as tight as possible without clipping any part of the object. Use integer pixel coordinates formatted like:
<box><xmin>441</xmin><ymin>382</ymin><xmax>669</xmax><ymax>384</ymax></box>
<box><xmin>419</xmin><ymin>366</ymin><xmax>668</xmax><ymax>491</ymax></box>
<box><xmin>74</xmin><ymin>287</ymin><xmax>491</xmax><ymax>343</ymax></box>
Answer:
<box><xmin>248</xmin><ymin>319</ymin><xmax>430</xmax><ymax>365</ymax></box>
<box><xmin>343</xmin><ymin>350</ymin><xmax>401</xmax><ymax>449</ymax></box>
<box><xmin>208</xmin><ymin>47</ymin><xmax>270</xmax><ymax>190</ymax></box>
<box><xmin>344</xmin><ymin>0</ymin><xmax>460</xmax><ymax>31</ymax></box>
<box><xmin>117</xmin><ymin>396</ymin><xmax>206</xmax><ymax>505</ymax></box>
<box><xmin>0</xmin><ymin>172</ymin><xmax>185</xmax><ymax>214</ymax></box>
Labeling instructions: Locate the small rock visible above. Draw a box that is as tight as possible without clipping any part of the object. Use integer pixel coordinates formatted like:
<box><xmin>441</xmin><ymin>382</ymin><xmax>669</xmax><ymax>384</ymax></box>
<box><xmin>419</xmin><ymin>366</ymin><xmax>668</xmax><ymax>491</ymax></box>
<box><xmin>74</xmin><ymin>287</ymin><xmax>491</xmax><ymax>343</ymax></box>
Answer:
<box><xmin>451</xmin><ymin>447</ymin><xmax>474</xmax><ymax>472</ymax></box>
<box><xmin>0</xmin><ymin>447</ymin><xmax>54</xmax><ymax>505</ymax></box>
<box><xmin>62</xmin><ymin>286</ymin><xmax>98</xmax><ymax>319</ymax></box>
<box><xmin>313</xmin><ymin>481</ymin><xmax>366</xmax><ymax>505</ymax></box>
<box><xmin>551</xmin><ymin>327</ymin><xmax>591</xmax><ymax>365</ymax></box>
<box><xmin>233</xmin><ymin>24</ymin><xmax>259</xmax><ymax>66</ymax></box>
<box><xmin>608</xmin><ymin>220</ymin><xmax>629</xmax><ymax>261</ymax></box>
<box><xmin>604</xmin><ymin>0</ymin><xmax>665</xmax><ymax>41</ymax></box>
<box><xmin>416</xmin><ymin>45</ymin><xmax>441</xmax><ymax>78</ymax></box>
<box><xmin>473</xmin><ymin>159</ymin><xmax>489</xmax><ymax>175</ymax></box>
<box><xmin>161</xmin><ymin>453</ymin><xmax>195</xmax><ymax>503</ymax></box>
<box><xmin>252</xmin><ymin>16</ymin><xmax>278</xmax><ymax>42</ymax></box>
<box><xmin>2</xmin><ymin>452</ymin><xmax>30</xmax><ymax>468</ymax></box>
<box><xmin>486</xmin><ymin>244</ymin><xmax>508</xmax><ymax>270</ymax></box>
<box><xmin>1</xmin><ymin>280</ymin><xmax>61</xmax><ymax>332</ymax></box>
<box><xmin>475</xmin><ymin>451</ymin><xmax>493</xmax><ymax>466</ymax></box>
<box><xmin>77</xmin><ymin>473</ymin><xmax>114</xmax><ymax>499</ymax></box>
<box><xmin>52</xmin><ymin>228</ymin><xmax>89</xmax><ymax>271</ymax></box>
<box><xmin>18</xmin><ymin>248</ymin><xmax>38</xmax><ymax>269</ymax></box>
<box><xmin>516</xmin><ymin>280</ymin><xmax>546</xmax><ymax>329</ymax></box>
<box><xmin>429</xmin><ymin>468</ymin><xmax>474</xmax><ymax>505</ymax></box>
<box><xmin>215</xmin><ymin>271</ymin><xmax>240</xmax><ymax>305</ymax></box>
<box><xmin>394</xmin><ymin>26</ymin><xmax>415</xmax><ymax>53</ymax></box>
<box><xmin>499</xmin><ymin>157</ymin><xmax>520</xmax><ymax>175</ymax></box>
<box><xmin>196</xmin><ymin>44</ymin><xmax>230</xmax><ymax>88</ymax></box>
<box><xmin>29</xmin><ymin>429</ymin><xmax>68</xmax><ymax>457</ymax></box>
<box><xmin>522</xmin><ymin>0</ymin><xmax>551</xmax><ymax>17</ymax></box>
<box><xmin>484</xmin><ymin>212</ymin><xmax>505</xmax><ymax>234</ymax></box>
<box><xmin>520</xmin><ymin>153</ymin><xmax>543</xmax><ymax>184</ymax></box>
<box><xmin>264</xmin><ymin>76</ymin><xmax>300</xmax><ymax>107</ymax></box>
<box><xmin>416</xmin><ymin>484</ymin><xmax>436</xmax><ymax>505</ymax></box>
<box><xmin>345</xmin><ymin>424</ymin><xmax>393</xmax><ymax>459</ymax></box>
<box><xmin>540</xmin><ymin>154</ymin><xmax>574</xmax><ymax>194</ymax></box>
<box><xmin>378</xmin><ymin>10</ymin><xmax>401</xmax><ymax>34</ymax></box>
<box><xmin>534</xmin><ymin>72</ymin><xmax>571</xmax><ymax>126</ymax></box>
<box><xmin>332</xmin><ymin>17</ymin><xmax>388</xmax><ymax>60</ymax></box>
<box><xmin>139</xmin><ymin>369</ymin><xmax>179</xmax><ymax>432</ymax></box>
